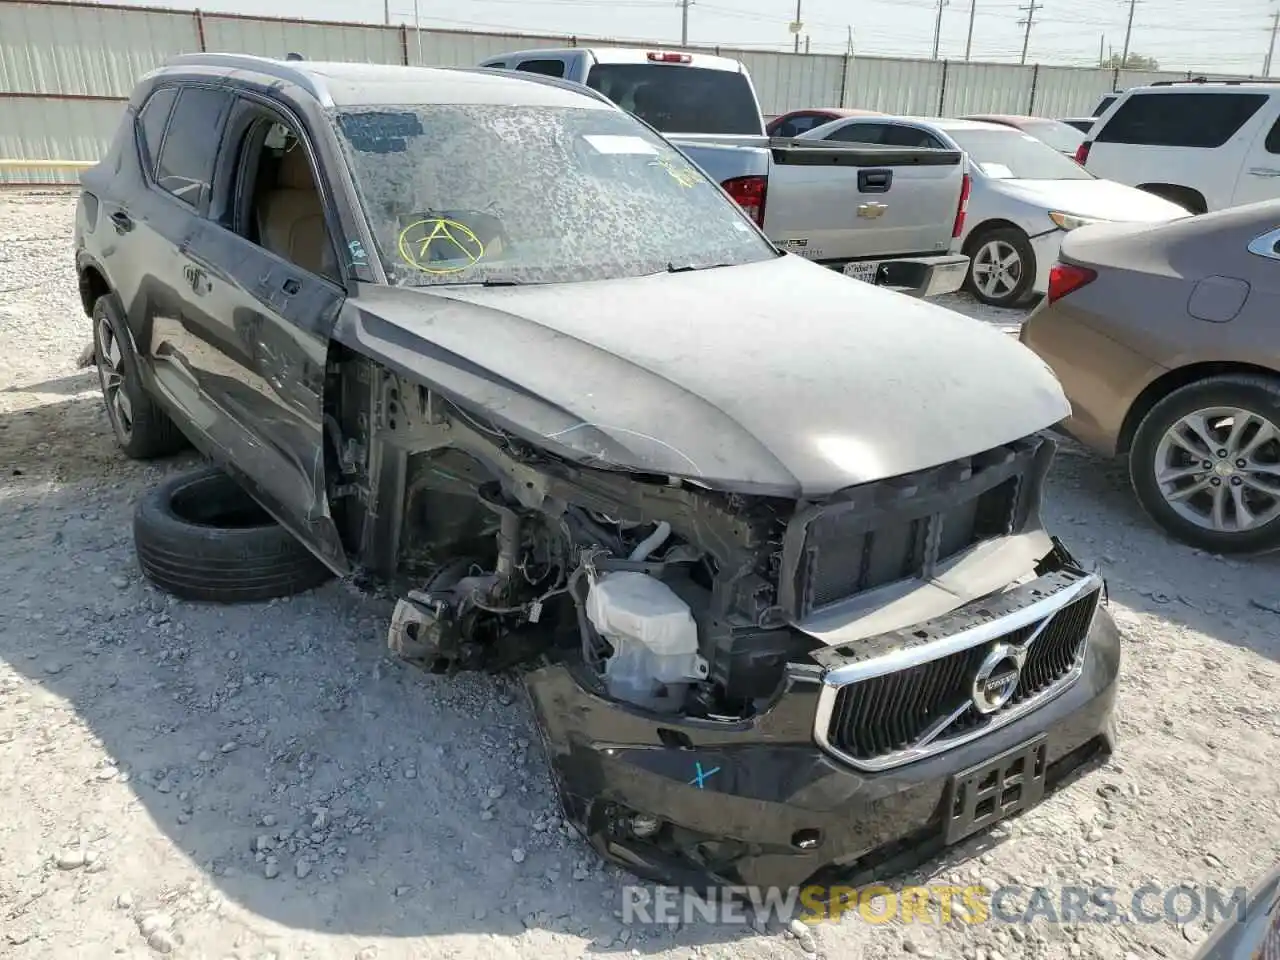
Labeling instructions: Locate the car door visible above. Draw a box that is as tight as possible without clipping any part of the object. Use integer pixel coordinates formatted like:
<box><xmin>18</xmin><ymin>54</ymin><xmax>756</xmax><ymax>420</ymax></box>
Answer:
<box><xmin>128</xmin><ymin>84</ymin><xmax>235</xmax><ymax>434</ymax></box>
<box><xmin>1232</xmin><ymin>103</ymin><xmax>1280</xmax><ymax>207</ymax></box>
<box><xmin>174</xmin><ymin>95</ymin><xmax>349</xmax><ymax>572</ymax></box>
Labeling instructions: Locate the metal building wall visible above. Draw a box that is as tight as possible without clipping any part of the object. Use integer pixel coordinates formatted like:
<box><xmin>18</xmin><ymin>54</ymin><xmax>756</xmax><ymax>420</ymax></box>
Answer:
<box><xmin>0</xmin><ymin>0</ymin><xmax>1260</xmax><ymax>184</ymax></box>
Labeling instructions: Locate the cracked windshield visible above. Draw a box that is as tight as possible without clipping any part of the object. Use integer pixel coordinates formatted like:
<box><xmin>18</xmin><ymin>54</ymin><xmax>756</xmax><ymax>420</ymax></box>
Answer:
<box><xmin>334</xmin><ymin>104</ymin><xmax>775</xmax><ymax>286</ymax></box>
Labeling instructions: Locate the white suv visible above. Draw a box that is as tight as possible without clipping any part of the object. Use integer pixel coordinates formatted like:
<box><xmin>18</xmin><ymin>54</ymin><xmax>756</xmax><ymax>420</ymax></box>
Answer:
<box><xmin>1077</xmin><ymin>81</ymin><xmax>1280</xmax><ymax>214</ymax></box>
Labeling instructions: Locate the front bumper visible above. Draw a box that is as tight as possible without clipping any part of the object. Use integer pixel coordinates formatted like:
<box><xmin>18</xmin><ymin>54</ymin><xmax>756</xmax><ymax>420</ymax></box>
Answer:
<box><xmin>525</xmin><ymin>604</ymin><xmax>1120</xmax><ymax>891</ymax></box>
<box><xmin>1029</xmin><ymin>229</ymin><xmax>1065</xmax><ymax>295</ymax></box>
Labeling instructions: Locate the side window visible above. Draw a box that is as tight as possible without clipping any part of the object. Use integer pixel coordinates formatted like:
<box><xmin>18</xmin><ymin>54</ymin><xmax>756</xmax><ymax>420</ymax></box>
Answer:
<box><xmin>788</xmin><ymin>114</ymin><xmax>826</xmax><ymax>136</ymax></box>
<box><xmin>884</xmin><ymin>126</ymin><xmax>945</xmax><ymax>148</ymax></box>
<box><xmin>772</xmin><ymin>117</ymin><xmax>800</xmax><ymax>138</ymax></box>
<box><xmin>515</xmin><ymin>59</ymin><xmax>566</xmax><ymax>78</ymax></box>
<box><xmin>137</xmin><ymin>86</ymin><xmax>178</xmax><ymax>176</ymax></box>
<box><xmin>1097</xmin><ymin>92</ymin><xmax>1268</xmax><ymax>149</ymax></box>
<box><xmin>227</xmin><ymin>114</ymin><xmax>339</xmax><ymax>283</ymax></box>
<box><xmin>155</xmin><ymin>86</ymin><xmax>232</xmax><ymax>208</ymax></box>
<box><xmin>1264</xmin><ymin>114</ymin><xmax>1280</xmax><ymax>154</ymax></box>
<box><xmin>824</xmin><ymin>123</ymin><xmax>889</xmax><ymax>144</ymax></box>
<box><xmin>479</xmin><ymin>59</ymin><xmax>508</xmax><ymax>69</ymax></box>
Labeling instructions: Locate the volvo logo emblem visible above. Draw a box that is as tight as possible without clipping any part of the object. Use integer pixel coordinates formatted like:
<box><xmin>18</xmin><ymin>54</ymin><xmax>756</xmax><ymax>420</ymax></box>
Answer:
<box><xmin>971</xmin><ymin>642</ymin><xmax>1027</xmax><ymax>715</ymax></box>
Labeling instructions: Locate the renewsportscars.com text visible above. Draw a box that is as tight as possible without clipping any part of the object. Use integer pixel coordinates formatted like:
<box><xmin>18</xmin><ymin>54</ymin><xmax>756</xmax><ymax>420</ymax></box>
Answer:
<box><xmin>621</xmin><ymin>883</ymin><xmax>1250</xmax><ymax>927</ymax></box>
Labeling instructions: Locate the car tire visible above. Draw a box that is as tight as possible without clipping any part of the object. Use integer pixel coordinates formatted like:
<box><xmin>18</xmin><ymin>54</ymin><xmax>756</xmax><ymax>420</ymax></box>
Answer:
<box><xmin>1129</xmin><ymin>374</ymin><xmax>1280</xmax><ymax>554</ymax></box>
<box><xmin>93</xmin><ymin>294</ymin><xmax>187</xmax><ymax>459</ymax></box>
<box><xmin>134</xmin><ymin>464</ymin><xmax>334</xmax><ymax>602</ymax></box>
<box><xmin>965</xmin><ymin>226</ymin><xmax>1037</xmax><ymax>308</ymax></box>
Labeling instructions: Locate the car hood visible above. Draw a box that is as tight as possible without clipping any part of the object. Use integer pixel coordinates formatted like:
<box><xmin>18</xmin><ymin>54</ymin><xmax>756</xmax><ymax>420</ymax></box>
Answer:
<box><xmin>338</xmin><ymin>254</ymin><xmax>1069</xmax><ymax>497</ymax></box>
<box><xmin>994</xmin><ymin>177</ymin><xmax>1191</xmax><ymax>223</ymax></box>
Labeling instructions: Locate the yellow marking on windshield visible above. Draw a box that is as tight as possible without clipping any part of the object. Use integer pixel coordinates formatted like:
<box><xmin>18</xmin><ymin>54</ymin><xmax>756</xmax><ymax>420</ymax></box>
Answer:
<box><xmin>397</xmin><ymin>218</ymin><xmax>486</xmax><ymax>274</ymax></box>
<box><xmin>651</xmin><ymin>155</ymin><xmax>701</xmax><ymax>188</ymax></box>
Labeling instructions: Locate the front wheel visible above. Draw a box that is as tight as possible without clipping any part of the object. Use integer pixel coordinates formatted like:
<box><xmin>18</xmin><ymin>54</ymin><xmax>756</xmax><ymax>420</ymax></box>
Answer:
<box><xmin>1129</xmin><ymin>375</ymin><xmax>1280</xmax><ymax>554</ymax></box>
<box><xmin>965</xmin><ymin>226</ymin><xmax>1036</xmax><ymax>308</ymax></box>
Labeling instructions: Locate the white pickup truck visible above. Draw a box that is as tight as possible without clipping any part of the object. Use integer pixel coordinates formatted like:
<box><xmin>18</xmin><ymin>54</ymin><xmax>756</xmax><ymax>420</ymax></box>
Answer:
<box><xmin>479</xmin><ymin>47</ymin><xmax>970</xmax><ymax>297</ymax></box>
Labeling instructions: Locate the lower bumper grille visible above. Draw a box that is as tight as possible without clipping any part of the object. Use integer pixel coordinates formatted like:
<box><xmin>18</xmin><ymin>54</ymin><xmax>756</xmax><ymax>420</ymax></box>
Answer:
<box><xmin>814</xmin><ymin>571</ymin><xmax>1101</xmax><ymax>772</ymax></box>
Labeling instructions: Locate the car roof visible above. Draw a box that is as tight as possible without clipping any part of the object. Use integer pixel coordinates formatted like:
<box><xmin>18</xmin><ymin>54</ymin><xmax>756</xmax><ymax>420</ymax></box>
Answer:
<box><xmin>1127</xmin><ymin>81</ymin><xmax>1280</xmax><ymax>95</ymax></box>
<box><xmin>848</xmin><ymin>116</ymin><xmax>1012</xmax><ymax>133</ymax></box>
<box><xmin>962</xmin><ymin>114</ymin><xmax>1052</xmax><ymax>125</ymax></box>
<box><xmin>491</xmin><ymin>46</ymin><xmax>746</xmax><ymax>72</ymax></box>
<box><xmin>156</xmin><ymin>53</ymin><xmax>615</xmax><ymax>110</ymax></box>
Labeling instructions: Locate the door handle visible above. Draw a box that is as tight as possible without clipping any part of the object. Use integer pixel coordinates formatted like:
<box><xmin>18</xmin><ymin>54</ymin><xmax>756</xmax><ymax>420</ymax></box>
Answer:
<box><xmin>1248</xmin><ymin>167</ymin><xmax>1280</xmax><ymax>177</ymax></box>
<box><xmin>109</xmin><ymin>211</ymin><xmax>134</xmax><ymax>233</ymax></box>
<box><xmin>858</xmin><ymin>169</ymin><xmax>893</xmax><ymax>192</ymax></box>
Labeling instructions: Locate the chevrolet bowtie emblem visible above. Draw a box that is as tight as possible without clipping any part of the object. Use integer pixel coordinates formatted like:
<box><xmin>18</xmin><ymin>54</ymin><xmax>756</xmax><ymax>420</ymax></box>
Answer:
<box><xmin>857</xmin><ymin>202</ymin><xmax>889</xmax><ymax>219</ymax></box>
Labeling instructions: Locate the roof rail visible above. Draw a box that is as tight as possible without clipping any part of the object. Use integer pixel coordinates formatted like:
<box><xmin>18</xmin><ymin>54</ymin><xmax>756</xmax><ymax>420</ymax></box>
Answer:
<box><xmin>460</xmin><ymin>66</ymin><xmax>616</xmax><ymax>107</ymax></box>
<box><xmin>164</xmin><ymin>53</ymin><xmax>325</xmax><ymax>101</ymax></box>
<box><xmin>1148</xmin><ymin>76</ymin><xmax>1274</xmax><ymax>87</ymax></box>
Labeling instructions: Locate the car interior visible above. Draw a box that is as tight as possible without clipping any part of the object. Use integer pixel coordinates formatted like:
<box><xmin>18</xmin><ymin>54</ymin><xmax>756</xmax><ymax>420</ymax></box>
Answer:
<box><xmin>235</xmin><ymin>120</ymin><xmax>340</xmax><ymax>282</ymax></box>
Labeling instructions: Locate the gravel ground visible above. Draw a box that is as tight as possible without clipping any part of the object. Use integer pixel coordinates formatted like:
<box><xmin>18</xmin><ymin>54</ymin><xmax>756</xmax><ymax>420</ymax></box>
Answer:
<box><xmin>3</xmin><ymin>191</ymin><xmax>1279</xmax><ymax>960</ymax></box>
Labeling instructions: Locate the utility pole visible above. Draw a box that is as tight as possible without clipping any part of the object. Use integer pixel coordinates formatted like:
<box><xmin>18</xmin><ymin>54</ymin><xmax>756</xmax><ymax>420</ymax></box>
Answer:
<box><xmin>804</xmin><ymin>34</ymin><xmax>811</xmax><ymax>53</ymax></box>
<box><xmin>383</xmin><ymin>0</ymin><xmax>390</xmax><ymax>26</ymax></box>
<box><xmin>793</xmin><ymin>0</ymin><xmax>803</xmax><ymax>53</ymax></box>
<box><xmin>1098</xmin><ymin>33</ymin><xmax>1105</xmax><ymax>67</ymax></box>
<box><xmin>932</xmin><ymin>0</ymin><xmax>948</xmax><ymax>60</ymax></box>
<box><xmin>1120</xmin><ymin>0</ymin><xmax>1139</xmax><ymax>70</ymax></box>
<box><xmin>964</xmin><ymin>0</ymin><xmax>976</xmax><ymax>60</ymax></box>
<box><xmin>679</xmin><ymin>0</ymin><xmax>692</xmax><ymax>45</ymax></box>
<box><xmin>1265</xmin><ymin>10</ymin><xmax>1279</xmax><ymax>77</ymax></box>
<box><xmin>1016</xmin><ymin>0</ymin><xmax>1039</xmax><ymax>65</ymax></box>
<box><xmin>847</xmin><ymin>25</ymin><xmax>855</xmax><ymax>54</ymax></box>
<box><xmin>413</xmin><ymin>0</ymin><xmax>423</xmax><ymax>64</ymax></box>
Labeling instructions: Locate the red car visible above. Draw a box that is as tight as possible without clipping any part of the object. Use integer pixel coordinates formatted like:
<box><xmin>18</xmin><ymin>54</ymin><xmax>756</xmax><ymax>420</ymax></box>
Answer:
<box><xmin>766</xmin><ymin>107</ymin><xmax>884</xmax><ymax>138</ymax></box>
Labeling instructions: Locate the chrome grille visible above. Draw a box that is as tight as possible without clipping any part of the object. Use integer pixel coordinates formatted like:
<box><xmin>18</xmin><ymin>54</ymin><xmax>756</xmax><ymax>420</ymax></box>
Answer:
<box><xmin>813</xmin><ymin>572</ymin><xmax>1101</xmax><ymax>773</ymax></box>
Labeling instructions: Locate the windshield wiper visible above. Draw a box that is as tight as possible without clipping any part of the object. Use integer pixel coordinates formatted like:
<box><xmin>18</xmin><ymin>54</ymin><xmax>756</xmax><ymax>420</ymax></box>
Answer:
<box><xmin>664</xmin><ymin>261</ymin><xmax>738</xmax><ymax>273</ymax></box>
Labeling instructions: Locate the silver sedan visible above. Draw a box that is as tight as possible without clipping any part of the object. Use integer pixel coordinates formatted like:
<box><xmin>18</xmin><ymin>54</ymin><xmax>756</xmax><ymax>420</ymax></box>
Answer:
<box><xmin>799</xmin><ymin>116</ymin><xmax>1188</xmax><ymax>308</ymax></box>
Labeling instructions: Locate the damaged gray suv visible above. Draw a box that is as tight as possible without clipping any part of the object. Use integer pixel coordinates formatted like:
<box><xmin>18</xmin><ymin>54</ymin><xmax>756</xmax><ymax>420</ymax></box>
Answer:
<box><xmin>75</xmin><ymin>54</ymin><xmax>1120</xmax><ymax>891</ymax></box>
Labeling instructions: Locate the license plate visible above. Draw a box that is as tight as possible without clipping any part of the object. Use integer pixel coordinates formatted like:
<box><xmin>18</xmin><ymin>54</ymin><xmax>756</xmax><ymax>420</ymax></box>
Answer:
<box><xmin>944</xmin><ymin>735</ymin><xmax>1048</xmax><ymax>845</ymax></box>
<box><xmin>842</xmin><ymin>260</ymin><xmax>881</xmax><ymax>284</ymax></box>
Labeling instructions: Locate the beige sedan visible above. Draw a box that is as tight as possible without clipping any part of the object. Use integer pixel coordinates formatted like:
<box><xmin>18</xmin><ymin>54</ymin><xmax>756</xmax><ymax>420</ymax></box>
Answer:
<box><xmin>1020</xmin><ymin>199</ymin><xmax>1280</xmax><ymax>553</ymax></box>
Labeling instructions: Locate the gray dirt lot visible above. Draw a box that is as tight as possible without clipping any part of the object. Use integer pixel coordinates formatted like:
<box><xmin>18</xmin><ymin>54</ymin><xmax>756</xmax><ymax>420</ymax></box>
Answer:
<box><xmin>2</xmin><ymin>191</ymin><xmax>1279</xmax><ymax>960</ymax></box>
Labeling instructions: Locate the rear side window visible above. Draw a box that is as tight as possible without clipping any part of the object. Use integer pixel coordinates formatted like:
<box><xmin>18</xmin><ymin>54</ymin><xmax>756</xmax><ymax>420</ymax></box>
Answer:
<box><xmin>516</xmin><ymin>59</ymin><xmax>566</xmax><ymax>78</ymax></box>
<box><xmin>1097</xmin><ymin>92</ymin><xmax>1268</xmax><ymax>148</ymax></box>
<box><xmin>1264</xmin><ymin>116</ymin><xmax>1280</xmax><ymax>154</ymax></box>
<box><xmin>156</xmin><ymin>86</ymin><xmax>232</xmax><ymax>208</ymax></box>
<box><xmin>824</xmin><ymin>123</ymin><xmax>890</xmax><ymax>144</ymax></box>
<box><xmin>137</xmin><ymin>86</ymin><xmax>178</xmax><ymax>175</ymax></box>
<box><xmin>1092</xmin><ymin>94</ymin><xmax>1117</xmax><ymax>117</ymax></box>
<box><xmin>585</xmin><ymin>64</ymin><xmax>760</xmax><ymax>135</ymax></box>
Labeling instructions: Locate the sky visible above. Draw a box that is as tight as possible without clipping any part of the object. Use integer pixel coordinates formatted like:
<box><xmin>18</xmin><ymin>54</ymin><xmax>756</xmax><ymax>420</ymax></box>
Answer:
<box><xmin>94</xmin><ymin>0</ymin><xmax>1277</xmax><ymax>74</ymax></box>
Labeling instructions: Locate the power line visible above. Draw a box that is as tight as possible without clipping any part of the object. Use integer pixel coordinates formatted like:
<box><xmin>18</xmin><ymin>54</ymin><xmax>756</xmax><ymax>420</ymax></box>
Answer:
<box><xmin>1017</xmin><ymin>0</ymin><xmax>1040</xmax><ymax>64</ymax></box>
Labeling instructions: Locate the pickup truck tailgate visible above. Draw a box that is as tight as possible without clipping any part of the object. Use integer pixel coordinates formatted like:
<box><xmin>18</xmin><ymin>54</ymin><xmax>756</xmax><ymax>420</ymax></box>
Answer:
<box><xmin>763</xmin><ymin>142</ymin><xmax>965</xmax><ymax>261</ymax></box>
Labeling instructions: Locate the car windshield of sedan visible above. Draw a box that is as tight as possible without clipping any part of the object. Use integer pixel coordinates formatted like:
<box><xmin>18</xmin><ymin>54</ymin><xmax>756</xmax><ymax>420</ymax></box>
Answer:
<box><xmin>947</xmin><ymin>128</ymin><xmax>1093</xmax><ymax>181</ymax></box>
<box><xmin>333</xmin><ymin>104</ymin><xmax>775</xmax><ymax>286</ymax></box>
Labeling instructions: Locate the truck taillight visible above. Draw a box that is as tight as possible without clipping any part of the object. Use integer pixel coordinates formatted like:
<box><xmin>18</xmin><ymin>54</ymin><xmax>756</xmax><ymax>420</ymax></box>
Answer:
<box><xmin>953</xmin><ymin>173</ymin><xmax>971</xmax><ymax>239</ymax></box>
<box><xmin>647</xmin><ymin>52</ymin><xmax>692</xmax><ymax>63</ymax></box>
<box><xmin>723</xmin><ymin>175</ymin><xmax>767</xmax><ymax>228</ymax></box>
<box><xmin>1046</xmin><ymin>262</ymin><xmax>1097</xmax><ymax>303</ymax></box>
<box><xmin>1074</xmin><ymin>141</ymin><xmax>1092</xmax><ymax>166</ymax></box>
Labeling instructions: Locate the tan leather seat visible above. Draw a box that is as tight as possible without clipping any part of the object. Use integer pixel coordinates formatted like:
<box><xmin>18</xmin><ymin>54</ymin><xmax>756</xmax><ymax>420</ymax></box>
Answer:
<box><xmin>257</xmin><ymin>146</ymin><xmax>333</xmax><ymax>278</ymax></box>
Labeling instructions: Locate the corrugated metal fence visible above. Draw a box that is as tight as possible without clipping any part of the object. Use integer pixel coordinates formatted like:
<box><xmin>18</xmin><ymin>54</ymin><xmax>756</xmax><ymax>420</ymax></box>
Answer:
<box><xmin>0</xmin><ymin>0</ymin><xmax>1254</xmax><ymax>183</ymax></box>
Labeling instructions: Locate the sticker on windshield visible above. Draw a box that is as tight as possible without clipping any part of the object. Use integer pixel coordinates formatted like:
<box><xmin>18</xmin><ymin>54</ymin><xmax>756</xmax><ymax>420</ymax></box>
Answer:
<box><xmin>582</xmin><ymin>134</ymin><xmax>659</xmax><ymax>155</ymax></box>
<box><xmin>650</xmin><ymin>155</ymin><xmax>701</xmax><ymax>188</ymax></box>
<box><xmin>397</xmin><ymin>218</ymin><xmax>486</xmax><ymax>274</ymax></box>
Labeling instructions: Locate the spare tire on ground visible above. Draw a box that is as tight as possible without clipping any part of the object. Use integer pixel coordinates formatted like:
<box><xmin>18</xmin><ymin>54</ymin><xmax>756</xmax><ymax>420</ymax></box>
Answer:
<box><xmin>134</xmin><ymin>464</ymin><xmax>334</xmax><ymax>603</ymax></box>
